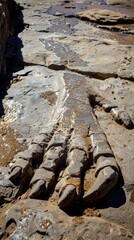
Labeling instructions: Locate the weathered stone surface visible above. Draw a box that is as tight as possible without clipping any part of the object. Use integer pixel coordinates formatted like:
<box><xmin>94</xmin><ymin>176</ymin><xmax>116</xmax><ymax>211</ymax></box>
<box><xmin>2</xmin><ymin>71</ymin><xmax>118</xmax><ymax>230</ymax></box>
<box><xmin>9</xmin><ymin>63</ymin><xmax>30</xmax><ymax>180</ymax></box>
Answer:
<box><xmin>30</xmin><ymin>168</ymin><xmax>55</xmax><ymax>188</ymax></box>
<box><xmin>76</xmin><ymin>9</ymin><xmax>134</xmax><ymax>24</ymax></box>
<box><xmin>84</xmin><ymin>166</ymin><xmax>118</xmax><ymax>204</ymax></box>
<box><xmin>58</xmin><ymin>184</ymin><xmax>77</xmax><ymax>208</ymax></box>
<box><xmin>0</xmin><ymin>0</ymin><xmax>134</xmax><ymax>239</ymax></box>
<box><xmin>107</xmin><ymin>0</ymin><xmax>134</xmax><ymax>8</ymax></box>
<box><xmin>42</xmin><ymin>146</ymin><xmax>66</xmax><ymax>171</ymax></box>
<box><xmin>3</xmin><ymin>66</ymin><xmax>66</xmax><ymax>139</ymax></box>
<box><xmin>110</xmin><ymin>108</ymin><xmax>133</xmax><ymax>129</ymax></box>
<box><xmin>91</xmin><ymin>134</ymin><xmax>114</xmax><ymax>162</ymax></box>
<box><xmin>95</xmin><ymin>156</ymin><xmax>119</xmax><ymax>177</ymax></box>
<box><xmin>0</xmin><ymin>199</ymin><xmax>134</xmax><ymax>240</ymax></box>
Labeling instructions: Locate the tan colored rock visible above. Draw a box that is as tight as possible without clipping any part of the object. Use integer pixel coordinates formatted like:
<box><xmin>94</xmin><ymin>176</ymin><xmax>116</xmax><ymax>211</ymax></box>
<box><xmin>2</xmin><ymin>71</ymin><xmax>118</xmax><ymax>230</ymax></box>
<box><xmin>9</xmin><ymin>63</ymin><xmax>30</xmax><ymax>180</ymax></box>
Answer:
<box><xmin>76</xmin><ymin>9</ymin><xmax>134</xmax><ymax>24</ymax></box>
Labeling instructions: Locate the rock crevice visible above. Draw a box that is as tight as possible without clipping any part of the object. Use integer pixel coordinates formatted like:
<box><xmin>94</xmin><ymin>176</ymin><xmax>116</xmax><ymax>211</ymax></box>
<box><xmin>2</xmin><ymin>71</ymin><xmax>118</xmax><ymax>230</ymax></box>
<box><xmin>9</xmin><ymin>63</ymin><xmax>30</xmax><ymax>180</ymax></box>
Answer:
<box><xmin>0</xmin><ymin>0</ymin><xmax>13</xmax><ymax>76</ymax></box>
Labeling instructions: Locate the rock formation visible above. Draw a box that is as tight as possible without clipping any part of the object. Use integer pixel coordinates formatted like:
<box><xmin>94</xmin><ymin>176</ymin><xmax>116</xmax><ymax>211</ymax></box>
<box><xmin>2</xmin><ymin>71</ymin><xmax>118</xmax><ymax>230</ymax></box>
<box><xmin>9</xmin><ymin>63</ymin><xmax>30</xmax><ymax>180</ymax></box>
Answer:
<box><xmin>0</xmin><ymin>0</ymin><xmax>134</xmax><ymax>239</ymax></box>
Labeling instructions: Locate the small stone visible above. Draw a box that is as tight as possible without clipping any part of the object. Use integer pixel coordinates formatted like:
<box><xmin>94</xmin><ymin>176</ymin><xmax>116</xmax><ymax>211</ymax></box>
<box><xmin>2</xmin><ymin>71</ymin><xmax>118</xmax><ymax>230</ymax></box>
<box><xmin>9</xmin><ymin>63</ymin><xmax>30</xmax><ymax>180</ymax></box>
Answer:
<box><xmin>96</xmin><ymin>211</ymin><xmax>101</xmax><ymax>217</ymax></box>
<box><xmin>119</xmin><ymin>111</ymin><xmax>133</xmax><ymax>129</ymax></box>
<box><xmin>54</xmin><ymin>12</ymin><xmax>63</xmax><ymax>16</ymax></box>
<box><xmin>111</xmin><ymin>108</ymin><xmax>133</xmax><ymax>129</ymax></box>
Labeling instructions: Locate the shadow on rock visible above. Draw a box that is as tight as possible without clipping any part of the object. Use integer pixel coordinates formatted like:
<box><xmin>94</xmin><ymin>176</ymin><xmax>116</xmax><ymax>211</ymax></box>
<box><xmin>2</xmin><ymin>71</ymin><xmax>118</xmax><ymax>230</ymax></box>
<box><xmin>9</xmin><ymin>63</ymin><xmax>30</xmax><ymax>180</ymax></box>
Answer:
<box><xmin>0</xmin><ymin>1</ymin><xmax>25</xmax><ymax>117</ymax></box>
<box><xmin>88</xmin><ymin>171</ymin><xmax>126</xmax><ymax>210</ymax></box>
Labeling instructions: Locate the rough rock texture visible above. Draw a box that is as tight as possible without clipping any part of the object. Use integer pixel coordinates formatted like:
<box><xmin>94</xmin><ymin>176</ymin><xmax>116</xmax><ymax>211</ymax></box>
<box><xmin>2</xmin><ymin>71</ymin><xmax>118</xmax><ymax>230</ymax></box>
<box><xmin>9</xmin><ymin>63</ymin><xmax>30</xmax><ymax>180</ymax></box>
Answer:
<box><xmin>76</xmin><ymin>9</ymin><xmax>134</xmax><ymax>24</ymax></box>
<box><xmin>0</xmin><ymin>0</ymin><xmax>134</xmax><ymax>239</ymax></box>
<box><xmin>1</xmin><ymin>199</ymin><xmax>134</xmax><ymax>240</ymax></box>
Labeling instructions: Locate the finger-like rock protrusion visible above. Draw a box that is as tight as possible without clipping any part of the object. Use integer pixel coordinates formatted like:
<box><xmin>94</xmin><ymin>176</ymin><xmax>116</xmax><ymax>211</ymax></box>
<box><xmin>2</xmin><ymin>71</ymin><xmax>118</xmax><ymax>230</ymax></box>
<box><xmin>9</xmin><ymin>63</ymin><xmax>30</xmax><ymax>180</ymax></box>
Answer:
<box><xmin>88</xmin><ymin>88</ymin><xmax>117</xmax><ymax>112</ymax></box>
<box><xmin>65</xmin><ymin>149</ymin><xmax>88</xmax><ymax>176</ymax></box>
<box><xmin>9</xmin><ymin>142</ymin><xmax>44</xmax><ymax>181</ymax></box>
<box><xmin>110</xmin><ymin>108</ymin><xmax>133</xmax><ymax>129</ymax></box>
<box><xmin>28</xmin><ymin>144</ymin><xmax>44</xmax><ymax>162</ymax></box>
<box><xmin>29</xmin><ymin>168</ymin><xmax>55</xmax><ymax>198</ymax></box>
<box><xmin>95</xmin><ymin>156</ymin><xmax>119</xmax><ymax>177</ymax></box>
<box><xmin>29</xmin><ymin>132</ymin><xmax>68</xmax><ymax>199</ymax></box>
<box><xmin>47</xmin><ymin>133</ymin><xmax>68</xmax><ymax>150</ymax></box>
<box><xmin>57</xmin><ymin>176</ymin><xmax>81</xmax><ymax>208</ymax></box>
<box><xmin>9</xmin><ymin>167</ymin><xmax>22</xmax><ymax>181</ymax></box>
<box><xmin>90</xmin><ymin>133</ymin><xmax>114</xmax><ymax>162</ymax></box>
<box><xmin>69</xmin><ymin>134</ymin><xmax>90</xmax><ymax>154</ymax></box>
<box><xmin>57</xmin><ymin>148</ymin><xmax>88</xmax><ymax>208</ymax></box>
<box><xmin>57</xmin><ymin>175</ymin><xmax>80</xmax><ymax>207</ymax></box>
<box><xmin>29</xmin><ymin>179</ymin><xmax>46</xmax><ymax>198</ymax></box>
<box><xmin>55</xmin><ymin>177</ymin><xmax>65</xmax><ymax>192</ymax></box>
<box><xmin>9</xmin><ymin>159</ymin><xmax>30</xmax><ymax>181</ymax></box>
<box><xmin>41</xmin><ymin>146</ymin><xmax>66</xmax><ymax>172</ymax></box>
<box><xmin>119</xmin><ymin>111</ymin><xmax>133</xmax><ymax>129</ymax></box>
<box><xmin>13</xmin><ymin>148</ymin><xmax>34</xmax><ymax>162</ymax></box>
<box><xmin>83</xmin><ymin>166</ymin><xmax>118</xmax><ymax>205</ymax></box>
<box><xmin>39</xmin><ymin>132</ymin><xmax>68</xmax><ymax>172</ymax></box>
<box><xmin>58</xmin><ymin>184</ymin><xmax>77</xmax><ymax>208</ymax></box>
<box><xmin>32</xmin><ymin>132</ymin><xmax>52</xmax><ymax>148</ymax></box>
<box><xmin>102</xmin><ymin>103</ymin><xmax>118</xmax><ymax>112</ymax></box>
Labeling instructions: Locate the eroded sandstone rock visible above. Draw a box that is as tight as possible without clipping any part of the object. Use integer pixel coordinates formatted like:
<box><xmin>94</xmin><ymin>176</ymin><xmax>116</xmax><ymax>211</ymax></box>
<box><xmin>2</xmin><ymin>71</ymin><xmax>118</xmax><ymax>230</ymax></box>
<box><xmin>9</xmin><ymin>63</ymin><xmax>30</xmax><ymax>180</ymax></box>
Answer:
<box><xmin>76</xmin><ymin>8</ymin><xmax>134</xmax><ymax>24</ymax></box>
